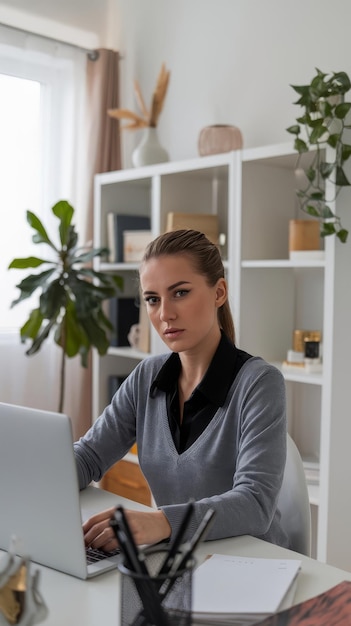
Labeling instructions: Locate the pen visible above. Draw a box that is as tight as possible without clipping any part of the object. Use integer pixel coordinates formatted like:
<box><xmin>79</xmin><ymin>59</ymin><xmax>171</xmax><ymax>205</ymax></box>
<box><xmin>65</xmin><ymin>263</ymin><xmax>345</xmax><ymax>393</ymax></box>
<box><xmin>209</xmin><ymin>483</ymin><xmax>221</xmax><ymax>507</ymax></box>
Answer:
<box><xmin>110</xmin><ymin>509</ymin><xmax>166</xmax><ymax>626</ymax></box>
<box><xmin>156</xmin><ymin>498</ymin><xmax>195</xmax><ymax>580</ymax></box>
<box><xmin>114</xmin><ymin>506</ymin><xmax>149</xmax><ymax>576</ymax></box>
<box><xmin>161</xmin><ymin>507</ymin><xmax>216</xmax><ymax>599</ymax></box>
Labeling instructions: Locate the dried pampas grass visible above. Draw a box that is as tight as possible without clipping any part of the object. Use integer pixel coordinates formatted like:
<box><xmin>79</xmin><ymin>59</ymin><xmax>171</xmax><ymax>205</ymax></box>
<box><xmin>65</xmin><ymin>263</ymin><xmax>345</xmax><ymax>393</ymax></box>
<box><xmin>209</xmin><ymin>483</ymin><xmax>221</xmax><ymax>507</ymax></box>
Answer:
<box><xmin>108</xmin><ymin>63</ymin><xmax>170</xmax><ymax>130</ymax></box>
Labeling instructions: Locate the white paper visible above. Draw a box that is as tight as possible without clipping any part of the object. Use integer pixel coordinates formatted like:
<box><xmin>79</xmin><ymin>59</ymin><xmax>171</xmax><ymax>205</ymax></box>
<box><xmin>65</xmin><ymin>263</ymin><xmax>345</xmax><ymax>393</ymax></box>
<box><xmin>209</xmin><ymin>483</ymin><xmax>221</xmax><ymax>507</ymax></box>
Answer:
<box><xmin>192</xmin><ymin>554</ymin><xmax>301</xmax><ymax>619</ymax></box>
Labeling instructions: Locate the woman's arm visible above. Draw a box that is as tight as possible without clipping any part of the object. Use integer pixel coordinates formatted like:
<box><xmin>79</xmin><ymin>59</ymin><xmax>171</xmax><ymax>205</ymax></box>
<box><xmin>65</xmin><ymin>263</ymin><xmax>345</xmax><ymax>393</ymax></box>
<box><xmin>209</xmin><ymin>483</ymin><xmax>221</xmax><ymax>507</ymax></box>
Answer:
<box><xmin>73</xmin><ymin>374</ymin><xmax>139</xmax><ymax>489</ymax></box>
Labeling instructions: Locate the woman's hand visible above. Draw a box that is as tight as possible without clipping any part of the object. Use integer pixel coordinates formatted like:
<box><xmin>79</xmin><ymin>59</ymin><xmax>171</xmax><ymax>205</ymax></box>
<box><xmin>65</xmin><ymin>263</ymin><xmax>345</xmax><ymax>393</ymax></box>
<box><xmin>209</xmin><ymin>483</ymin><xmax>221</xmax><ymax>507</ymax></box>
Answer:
<box><xmin>83</xmin><ymin>507</ymin><xmax>171</xmax><ymax>551</ymax></box>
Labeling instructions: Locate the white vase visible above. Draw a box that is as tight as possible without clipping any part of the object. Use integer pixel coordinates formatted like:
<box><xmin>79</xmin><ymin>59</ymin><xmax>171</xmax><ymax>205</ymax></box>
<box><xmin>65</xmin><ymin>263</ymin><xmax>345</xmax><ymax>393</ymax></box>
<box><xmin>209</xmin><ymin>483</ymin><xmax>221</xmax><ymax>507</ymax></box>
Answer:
<box><xmin>132</xmin><ymin>127</ymin><xmax>169</xmax><ymax>167</ymax></box>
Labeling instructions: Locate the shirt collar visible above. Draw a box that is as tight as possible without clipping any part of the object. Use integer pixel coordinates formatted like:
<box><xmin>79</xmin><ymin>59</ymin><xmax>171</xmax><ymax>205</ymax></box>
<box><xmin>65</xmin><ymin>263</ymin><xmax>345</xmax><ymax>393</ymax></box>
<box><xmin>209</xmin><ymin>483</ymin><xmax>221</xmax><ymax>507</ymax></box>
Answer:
<box><xmin>150</xmin><ymin>331</ymin><xmax>241</xmax><ymax>407</ymax></box>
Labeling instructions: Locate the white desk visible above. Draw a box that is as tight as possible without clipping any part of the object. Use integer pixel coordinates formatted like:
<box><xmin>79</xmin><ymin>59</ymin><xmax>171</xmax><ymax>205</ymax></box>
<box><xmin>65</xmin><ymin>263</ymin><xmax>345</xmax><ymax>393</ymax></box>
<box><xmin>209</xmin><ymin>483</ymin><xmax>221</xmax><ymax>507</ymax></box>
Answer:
<box><xmin>6</xmin><ymin>487</ymin><xmax>351</xmax><ymax>625</ymax></box>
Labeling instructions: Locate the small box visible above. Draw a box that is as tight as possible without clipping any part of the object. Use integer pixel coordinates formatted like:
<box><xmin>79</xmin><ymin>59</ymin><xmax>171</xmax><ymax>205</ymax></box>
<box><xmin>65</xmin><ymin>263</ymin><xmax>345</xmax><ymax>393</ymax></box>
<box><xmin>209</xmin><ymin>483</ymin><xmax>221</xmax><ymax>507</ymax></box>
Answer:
<box><xmin>289</xmin><ymin>220</ymin><xmax>321</xmax><ymax>259</ymax></box>
<box><xmin>166</xmin><ymin>212</ymin><xmax>219</xmax><ymax>244</ymax></box>
<box><xmin>123</xmin><ymin>230</ymin><xmax>153</xmax><ymax>262</ymax></box>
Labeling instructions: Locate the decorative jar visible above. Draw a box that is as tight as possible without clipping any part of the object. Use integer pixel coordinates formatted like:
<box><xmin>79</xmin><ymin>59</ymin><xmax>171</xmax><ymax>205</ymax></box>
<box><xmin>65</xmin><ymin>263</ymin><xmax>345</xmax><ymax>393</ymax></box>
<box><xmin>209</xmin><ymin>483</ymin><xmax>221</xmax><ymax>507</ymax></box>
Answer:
<box><xmin>198</xmin><ymin>124</ymin><xmax>243</xmax><ymax>156</ymax></box>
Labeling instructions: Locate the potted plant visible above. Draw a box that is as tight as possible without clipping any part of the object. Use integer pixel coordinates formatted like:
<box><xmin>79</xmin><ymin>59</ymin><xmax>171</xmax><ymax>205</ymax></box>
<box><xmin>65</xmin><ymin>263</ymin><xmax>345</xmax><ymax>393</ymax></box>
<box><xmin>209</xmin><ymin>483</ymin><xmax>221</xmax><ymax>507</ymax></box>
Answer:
<box><xmin>286</xmin><ymin>68</ymin><xmax>351</xmax><ymax>243</ymax></box>
<box><xmin>8</xmin><ymin>200</ymin><xmax>123</xmax><ymax>413</ymax></box>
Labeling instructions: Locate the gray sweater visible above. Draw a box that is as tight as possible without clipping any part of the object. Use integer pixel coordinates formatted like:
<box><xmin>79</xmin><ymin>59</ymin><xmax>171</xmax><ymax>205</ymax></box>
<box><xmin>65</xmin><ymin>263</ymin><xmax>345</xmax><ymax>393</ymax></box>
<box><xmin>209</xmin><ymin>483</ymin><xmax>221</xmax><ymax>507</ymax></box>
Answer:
<box><xmin>74</xmin><ymin>353</ymin><xmax>289</xmax><ymax>548</ymax></box>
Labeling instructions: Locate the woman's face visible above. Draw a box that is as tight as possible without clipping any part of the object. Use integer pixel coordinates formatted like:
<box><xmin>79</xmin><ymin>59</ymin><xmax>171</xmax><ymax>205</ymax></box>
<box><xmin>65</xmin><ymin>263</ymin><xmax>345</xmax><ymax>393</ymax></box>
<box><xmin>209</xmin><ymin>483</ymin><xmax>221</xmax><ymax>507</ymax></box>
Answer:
<box><xmin>139</xmin><ymin>254</ymin><xmax>227</xmax><ymax>354</ymax></box>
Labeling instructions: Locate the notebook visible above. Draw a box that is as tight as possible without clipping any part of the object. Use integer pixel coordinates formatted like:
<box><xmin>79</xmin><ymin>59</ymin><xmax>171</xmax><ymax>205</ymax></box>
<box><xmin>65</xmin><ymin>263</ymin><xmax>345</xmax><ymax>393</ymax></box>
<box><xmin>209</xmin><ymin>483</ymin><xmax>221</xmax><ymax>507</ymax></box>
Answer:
<box><xmin>192</xmin><ymin>553</ymin><xmax>301</xmax><ymax>625</ymax></box>
<box><xmin>0</xmin><ymin>402</ymin><xmax>121</xmax><ymax>579</ymax></box>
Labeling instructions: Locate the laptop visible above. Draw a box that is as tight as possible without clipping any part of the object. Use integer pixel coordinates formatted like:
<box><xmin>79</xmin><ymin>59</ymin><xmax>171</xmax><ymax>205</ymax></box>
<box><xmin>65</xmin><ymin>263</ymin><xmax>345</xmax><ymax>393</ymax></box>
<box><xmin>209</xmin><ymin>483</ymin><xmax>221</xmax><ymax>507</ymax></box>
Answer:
<box><xmin>0</xmin><ymin>402</ymin><xmax>121</xmax><ymax>579</ymax></box>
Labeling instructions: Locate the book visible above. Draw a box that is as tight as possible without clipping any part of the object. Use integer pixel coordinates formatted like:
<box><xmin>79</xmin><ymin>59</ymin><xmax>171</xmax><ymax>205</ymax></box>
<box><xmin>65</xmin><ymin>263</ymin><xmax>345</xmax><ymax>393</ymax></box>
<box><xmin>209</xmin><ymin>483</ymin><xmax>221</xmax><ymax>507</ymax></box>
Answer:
<box><xmin>109</xmin><ymin>297</ymin><xmax>140</xmax><ymax>346</ymax></box>
<box><xmin>192</xmin><ymin>553</ymin><xmax>301</xmax><ymax>625</ymax></box>
<box><xmin>254</xmin><ymin>580</ymin><xmax>351</xmax><ymax>626</ymax></box>
<box><xmin>107</xmin><ymin>213</ymin><xmax>151</xmax><ymax>262</ymax></box>
<box><xmin>123</xmin><ymin>229</ymin><xmax>153</xmax><ymax>262</ymax></box>
<box><xmin>137</xmin><ymin>300</ymin><xmax>150</xmax><ymax>353</ymax></box>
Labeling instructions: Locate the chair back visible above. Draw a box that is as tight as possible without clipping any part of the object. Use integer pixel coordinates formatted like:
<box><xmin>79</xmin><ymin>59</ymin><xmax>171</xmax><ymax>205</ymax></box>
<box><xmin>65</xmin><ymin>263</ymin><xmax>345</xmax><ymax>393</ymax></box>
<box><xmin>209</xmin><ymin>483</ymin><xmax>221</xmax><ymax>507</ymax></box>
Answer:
<box><xmin>277</xmin><ymin>434</ymin><xmax>312</xmax><ymax>556</ymax></box>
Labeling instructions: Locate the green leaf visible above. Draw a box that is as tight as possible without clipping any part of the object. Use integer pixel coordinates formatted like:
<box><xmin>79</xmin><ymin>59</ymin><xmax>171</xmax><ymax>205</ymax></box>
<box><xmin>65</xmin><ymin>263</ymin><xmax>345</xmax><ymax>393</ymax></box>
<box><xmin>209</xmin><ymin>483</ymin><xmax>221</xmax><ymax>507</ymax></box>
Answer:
<box><xmin>78</xmin><ymin>268</ymin><xmax>123</xmax><ymax>290</ymax></box>
<box><xmin>52</xmin><ymin>200</ymin><xmax>74</xmax><ymax>247</ymax></box>
<box><xmin>319</xmin><ymin>205</ymin><xmax>335</xmax><ymax>219</ymax></box>
<box><xmin>319</xmin><ymin>161</ymin><xmax>334</xmax><ymax>179</ymax></box>
<box><xmin>327</xmin><ymin>133</ymin><xmax>340</xmax><ymax>149</ymax></box>
<box><xmin>332</xmin><ymin>71</ymin><xmax>351</xmax><ymax>93</ymax></box>
<box><xmin>67</xmin><ymin>274</ymin><xmax>120</xmax><ymax>307</ymax></box>
<box><xmin>321</xmin><ymin>222</ymin><xmax>336</xmax><ymax>237</ymax></box>
<box><xmin>341</xmin><ymin>144</ymin><xmax>351</xmax><ymax>161</ymax></box>
<box><xmin>79</xmin><ymin>315</ymin><xmax>110</xmax><ymax>355</ymax></box>
<box><xmin>335</xmin><ymin>166</ymin><xmax>350</xmax><ymax>186</ymax></box>
<box><xmin>305</xmin><ymin>205</ymin><xmax>321</xmax><ymax>217</ymax></box>
<box><xmin>65</xmin><ymin>225</ymin><xmax>79</xmax><ymax>253</ymax></box>
<box><xmin>20</xmin><ymin>308</ymin><xmax>43</xmax><ymax>340</ymax></box>
<box><xmin>71</xmin><ymin>247</ymin><xmax>110</xmax><ymax>265</ymax></box>
<box><xmin>318</xmin><ymin>100</ymin><xmax>332</xmax><ymax>117</ymax></box>
<box><xmin>26</xmin><ymin>211</ymin><xmax>56</xmax><ymax>249</ymax></box>
<box><xmin>25</xmin><ymin>319</ymin><xmax>56</xmax><ymax>356</ymax></box>
<box><xmin>39</xmin><ymin>280</ymin><xmax>66</xmax><ymax>318</ymax></box>
<box><xmin>56</xmin><ymin>304</ymin><xmax>89</xmax><ymax>358</ymax></box>
<box><xmin>310</xmin><ymin>191</ymin><xmax>325</xmax><ymax>201</ymax></box>
<box><xmin>286</xmin><ymin>125</ymin><xmax>300</xmax><ymax>135</ymax></box>
<box><xmin>335</xmin><ymin>102</ymin><xmax>351</xmax><ymax>119</ymax></box>
<box><xmin>337</xmin><ymin>228</ymin><xmax>349</xmax><ymax>243</ymax></box>
<box><xmin>10</xmin><ymin>268</ymin><xmax>57</xmax><ymax>306</ymax></box>
<box><xmin>311</xmin><ymin>72</ymin><xmax>329</xmax><ymax>98</ymax></box>
<box><xmin>96</xmin><ymin>307</ymin><xmax>114</xmax><ymax>332</ymax></box>
<box><xmin>306</xmin><ymin>166</ymin><xmax>316</xmax><ymax>183</ymax></box>
<box><xmin>309</xmin><ymin>117</ymin><xmax>324</xmax><ymax>129</ymax></box>
<box><xmin>310</xmin><ymin>125</ymin><xmax>328</xmax><ymax>143</ymax></box>
<box><xmin>294</xmin><ymin>138</ymin><xmax>308</xmax><ymax>153</ymax></box>
<box><xmin>8</xmin><ymin>257</ymin><xmax>52</xmax><ymax>269</ymax></box>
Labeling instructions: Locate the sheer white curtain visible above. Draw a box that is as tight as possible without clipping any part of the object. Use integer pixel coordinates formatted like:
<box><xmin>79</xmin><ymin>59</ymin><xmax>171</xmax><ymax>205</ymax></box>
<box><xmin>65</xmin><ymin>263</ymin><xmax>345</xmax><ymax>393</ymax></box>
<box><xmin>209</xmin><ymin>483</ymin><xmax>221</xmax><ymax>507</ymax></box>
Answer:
<box><xmin>0</xmin><ymin>25</ymin><xmax>89</xmax><ymax>429</ymax></box>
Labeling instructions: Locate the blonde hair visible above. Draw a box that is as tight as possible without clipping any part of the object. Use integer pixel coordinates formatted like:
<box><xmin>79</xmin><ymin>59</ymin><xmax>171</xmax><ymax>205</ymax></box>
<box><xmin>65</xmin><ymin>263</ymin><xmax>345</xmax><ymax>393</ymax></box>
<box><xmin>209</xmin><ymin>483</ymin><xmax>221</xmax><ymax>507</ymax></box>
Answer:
<box><xmin>141</xmin><ymin>229</ymin><xmax>235</xmax><ymax>344</ymax></box>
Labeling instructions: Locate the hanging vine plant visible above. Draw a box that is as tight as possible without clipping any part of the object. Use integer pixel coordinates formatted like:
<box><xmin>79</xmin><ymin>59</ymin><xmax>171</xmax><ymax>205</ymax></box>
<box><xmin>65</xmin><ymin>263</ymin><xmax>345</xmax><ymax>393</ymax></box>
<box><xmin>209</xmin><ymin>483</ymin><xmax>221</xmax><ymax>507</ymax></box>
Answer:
<box><xmin>287</xmin><ymin>68</ymin><xmax>351</xmax><ymax>243</ymax></box>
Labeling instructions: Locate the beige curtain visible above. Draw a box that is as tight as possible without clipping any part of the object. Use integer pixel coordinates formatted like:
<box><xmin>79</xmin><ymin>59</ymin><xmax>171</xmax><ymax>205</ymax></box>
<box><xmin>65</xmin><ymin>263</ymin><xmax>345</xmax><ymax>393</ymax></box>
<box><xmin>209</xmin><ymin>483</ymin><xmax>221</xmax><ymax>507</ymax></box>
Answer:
<box><xmin>85</xmin><ymin>48</ymin><xmax>121</xmax><ymax>242</ymax></box>
<box><xmin>68</xmin><ymin>48</ymin><xmax>121</xmax><ymax>440</ymax></box>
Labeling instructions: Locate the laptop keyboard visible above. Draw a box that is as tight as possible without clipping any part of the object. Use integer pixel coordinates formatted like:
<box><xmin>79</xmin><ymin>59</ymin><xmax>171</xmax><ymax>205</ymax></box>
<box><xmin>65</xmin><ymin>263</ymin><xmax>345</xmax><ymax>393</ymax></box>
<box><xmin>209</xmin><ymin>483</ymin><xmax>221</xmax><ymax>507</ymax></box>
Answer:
<box><xmin>86</xmin><ymin>546</ymin><xmax>120</xmax><ymax>564</ymax></box>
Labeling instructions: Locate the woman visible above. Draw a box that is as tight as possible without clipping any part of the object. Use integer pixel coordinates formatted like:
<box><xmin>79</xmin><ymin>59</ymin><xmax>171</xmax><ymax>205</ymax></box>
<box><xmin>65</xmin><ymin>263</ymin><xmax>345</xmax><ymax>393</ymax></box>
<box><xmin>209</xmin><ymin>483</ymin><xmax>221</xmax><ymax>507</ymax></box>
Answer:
<box><xmin>74</xmin><ymin>229</ymin><xmax>289</xmax><ymax>551</ymax></box>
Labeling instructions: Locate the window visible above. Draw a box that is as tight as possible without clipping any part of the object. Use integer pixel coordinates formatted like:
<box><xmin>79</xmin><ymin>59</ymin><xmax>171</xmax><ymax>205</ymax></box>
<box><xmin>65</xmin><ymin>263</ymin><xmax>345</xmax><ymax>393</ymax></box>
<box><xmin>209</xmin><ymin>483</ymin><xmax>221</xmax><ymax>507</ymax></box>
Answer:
<box><xmin>0</xmin><ymin>73</ymin><xmax>42</xmax><ymax>330</ymax></box>
<box><xmin>0</xmin><ymin>28</ymin><xmax>87</xmax><ymax>332</ymax></box>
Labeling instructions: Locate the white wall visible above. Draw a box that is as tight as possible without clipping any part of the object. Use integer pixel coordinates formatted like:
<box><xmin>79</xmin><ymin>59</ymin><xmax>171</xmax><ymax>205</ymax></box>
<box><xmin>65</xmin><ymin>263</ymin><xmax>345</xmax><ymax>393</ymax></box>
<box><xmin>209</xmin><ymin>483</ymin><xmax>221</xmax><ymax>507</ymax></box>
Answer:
<box><xmin>4</xmin><ymin>0</ymin><xmax>351</xmax><ymax>165</ymax></box>
<box><xmin>114</xmin><ymin>0</ymin><xmax>351</xmax><ymax>166</ymax></box>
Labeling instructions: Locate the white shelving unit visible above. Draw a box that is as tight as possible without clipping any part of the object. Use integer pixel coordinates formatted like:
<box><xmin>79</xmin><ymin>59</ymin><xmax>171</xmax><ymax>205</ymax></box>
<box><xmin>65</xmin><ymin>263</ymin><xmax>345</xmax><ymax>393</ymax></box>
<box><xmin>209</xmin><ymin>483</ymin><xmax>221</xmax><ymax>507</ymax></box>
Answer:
<box><xmin>93</xmin><ymin>142</ymin><xmax>351</xmax><ymax>570</ymax></box>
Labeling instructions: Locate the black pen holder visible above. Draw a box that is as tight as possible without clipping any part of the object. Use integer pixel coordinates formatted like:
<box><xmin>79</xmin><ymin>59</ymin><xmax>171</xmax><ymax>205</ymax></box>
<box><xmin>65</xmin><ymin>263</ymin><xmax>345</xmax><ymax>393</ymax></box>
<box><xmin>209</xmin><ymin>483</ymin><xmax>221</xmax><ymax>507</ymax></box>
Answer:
<box><xmin>118</xmin><ymin>546</ymin><xmax>194</xmax><ymax>626</ymax></box>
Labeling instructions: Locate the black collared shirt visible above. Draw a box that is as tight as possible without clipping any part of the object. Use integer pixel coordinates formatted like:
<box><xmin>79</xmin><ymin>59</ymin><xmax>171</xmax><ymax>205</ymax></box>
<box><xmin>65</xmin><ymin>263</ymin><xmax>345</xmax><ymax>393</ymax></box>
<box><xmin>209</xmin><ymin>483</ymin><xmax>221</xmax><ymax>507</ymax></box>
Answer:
<box><xmin>151</xmin><ymin>332</ymin><xmax>252</xmax><ymax>453</ymax></box>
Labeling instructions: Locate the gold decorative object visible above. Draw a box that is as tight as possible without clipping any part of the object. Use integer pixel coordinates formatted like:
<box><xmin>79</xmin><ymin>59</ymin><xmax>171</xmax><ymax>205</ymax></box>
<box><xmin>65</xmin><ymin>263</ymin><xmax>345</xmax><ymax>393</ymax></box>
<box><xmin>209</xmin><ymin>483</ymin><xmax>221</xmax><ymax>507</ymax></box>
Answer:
<box><xmin>108</xmin><ymin>63</ymin><xmax>171</xmax><ymax>130</ymax></box>
<box><xmin>0</xmin><ymin>538</ymin><xmax>48</xmax><ymax>626</ymax></box>
<box><xmin>293</xmin><ymin>330</ymin><xmax>322</xmax><ymax>353</ymax></box>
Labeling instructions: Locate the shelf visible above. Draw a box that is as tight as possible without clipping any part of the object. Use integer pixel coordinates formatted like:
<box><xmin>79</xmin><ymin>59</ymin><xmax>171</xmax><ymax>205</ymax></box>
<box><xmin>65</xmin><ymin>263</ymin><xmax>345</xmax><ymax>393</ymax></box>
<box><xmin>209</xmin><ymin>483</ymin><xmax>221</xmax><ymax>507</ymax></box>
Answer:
<box><xmin>242</xmin><ymin>259</ymin><xmax>326</xmax><ymax>269</ymax></box>
<box><xmin>92</xmin><ymin>142</ymin><xmax>346</xmax><ymax>566</ymax></box>
<box><xmin>108</xmin><ymin>346</ymin><xmax>149</xmax><ymax>360</ymax></box>
<box><xmin>99</xmin><ymin>262</ymin><xmax>140</xmax><ymax>272</ymax></box>
<box><xmin>96</xmin><ymin>149</ymin><xmax>236</xmax><ymax>181</ymax></box>
<box><xmin>272</xmin><ymin>363</ymin><xmax>323</xmax><ymax>386</ymax></box>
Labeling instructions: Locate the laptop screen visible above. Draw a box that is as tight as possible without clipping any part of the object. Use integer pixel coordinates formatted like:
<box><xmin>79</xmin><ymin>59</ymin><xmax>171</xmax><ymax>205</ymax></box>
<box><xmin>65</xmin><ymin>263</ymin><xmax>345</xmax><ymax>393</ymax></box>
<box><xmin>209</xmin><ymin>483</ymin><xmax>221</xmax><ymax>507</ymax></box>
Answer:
<box><xmin>0</xmin><ymin>402</ymin><xmax>109</xmax><ymax>578</ymax></box>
